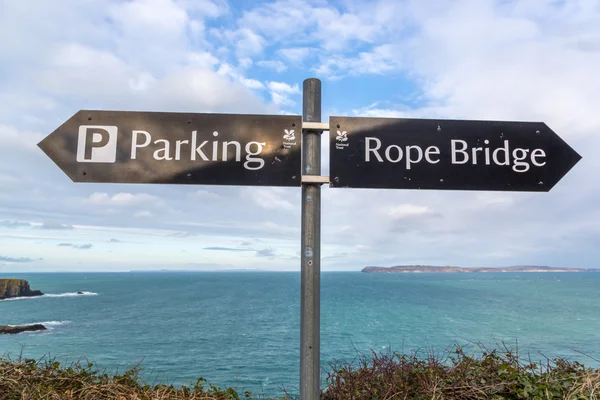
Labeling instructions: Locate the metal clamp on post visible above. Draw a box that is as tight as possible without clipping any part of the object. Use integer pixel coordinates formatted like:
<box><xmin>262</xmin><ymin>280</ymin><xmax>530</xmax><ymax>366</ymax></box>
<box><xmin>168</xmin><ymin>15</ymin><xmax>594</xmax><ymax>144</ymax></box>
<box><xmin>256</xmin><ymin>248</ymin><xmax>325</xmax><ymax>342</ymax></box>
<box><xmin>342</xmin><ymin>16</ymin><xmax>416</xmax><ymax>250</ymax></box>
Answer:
<box><xmin>302</xmin><ymin>122</ymin><xmax>329</xmax><ymax>132</ymax></box>
<box><xmin>301</xmin><ymin>122</ymin><xmax>329</xmax><ymax>186</ymax></box>
<box><xmin>301</xmin><ymin>175</ymin><xmax>330</xmax><ymax>185</ymax></box>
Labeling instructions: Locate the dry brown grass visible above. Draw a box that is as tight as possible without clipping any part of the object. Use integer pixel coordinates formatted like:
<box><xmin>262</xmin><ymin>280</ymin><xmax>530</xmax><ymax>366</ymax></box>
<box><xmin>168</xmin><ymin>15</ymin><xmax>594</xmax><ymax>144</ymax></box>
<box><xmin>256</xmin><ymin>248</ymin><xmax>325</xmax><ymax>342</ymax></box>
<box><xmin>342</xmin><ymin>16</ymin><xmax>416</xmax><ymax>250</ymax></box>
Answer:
<box><xmin>0</xmin><ymin>355</ymin><xmax>269</xmax><ymax>400</ymax></box>
<box><xmin>320</xmin><ymin>345</ymin><xmax>600</xmax><ymax>400</ymax></box>
<box><xmin>1</xmin><ymin>344</ymin><xmax>599</xmax><ymax>400</ymax></box>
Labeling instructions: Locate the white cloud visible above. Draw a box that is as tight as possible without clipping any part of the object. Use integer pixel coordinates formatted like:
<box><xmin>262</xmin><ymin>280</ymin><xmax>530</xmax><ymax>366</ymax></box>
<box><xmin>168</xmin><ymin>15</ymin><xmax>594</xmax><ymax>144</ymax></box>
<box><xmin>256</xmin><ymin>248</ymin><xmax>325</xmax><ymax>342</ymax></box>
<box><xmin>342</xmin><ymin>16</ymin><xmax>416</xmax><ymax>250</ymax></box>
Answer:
<box><xmin>1</xmin><ymin>0</ymin><xmax>599</xmax><ymax>271</ymax></box>
<box><xmin>267</xmin><ymin>81</ymin><xmax>300</xmax><ymax>107</ymax></box>
<box><xmin>109</xmin><ymin>0</ymin><xmax>188</xmax><ymax>34</ymax></box>
<box><xmin>267</xmin><ymin>81</ymin><xmax>300</xmax><ymax>94</ymax></box>
<box><xmin>237</xmin><ymin>0</ymin><xmax>398</xmax><ymax>51</ymax></box>
<box><xmin>315</xmin><ymin>44</ymin><xmax>403</xmax><ymax>78</ymax></box>
<box><xmin>241</xmin><ymin>188</ymin><xmax>296</xmax><ymax>211</ymax></box>
<box><xmin>0</xmin><ymin>125</ymin><xmax>45</xmax><ymax>151</ymax></box>
<box><xmin>215</xmin><ymin>27</ymin><xmax>266</xmax><ymax>59</ymax></box>
<box><xmin>85</xmin><ymin>193</ymin><xmax>165</xmax><ymax>208</ymax></box>
<box><xmin>175</xmin><ymin>0</ymin><xmax>229</xmax><ymax>18</ymax></box>
<box><xmin>240</xmin><ymin>78</ymin><xmax>265</xmax><ymax>90</ymax></box>
<box><xmin>386</xmin><ymin>204</ymin><xmax>439</xmax><ymax>219</ymax></box>
<box><xmin>271</xmin><ymin>92</ymin><xmax>296</xmax><ymax>107</ymax></box>
<box><xmin>278</xmin><ymin>47</ymin><xmax>312</xmax><ymax>63</ymax></box>
<box><xmin>194</xmin><ymin>190</ymin><xmax>221</xmax><ymax>200</ymax></box>
<box><xmin>350</xmin><ymin>103</ymin><xmax>416</xmax><ymax>118</ymax></box>
<box><xmin>261</xmin><ymin>221</ymin><xmax>299</xmax><ymax>237</ymax></box>
<box><xmin>257</xmin><ymin>60</ymin><xmax>288</xmax><ymax>72</ymax></box>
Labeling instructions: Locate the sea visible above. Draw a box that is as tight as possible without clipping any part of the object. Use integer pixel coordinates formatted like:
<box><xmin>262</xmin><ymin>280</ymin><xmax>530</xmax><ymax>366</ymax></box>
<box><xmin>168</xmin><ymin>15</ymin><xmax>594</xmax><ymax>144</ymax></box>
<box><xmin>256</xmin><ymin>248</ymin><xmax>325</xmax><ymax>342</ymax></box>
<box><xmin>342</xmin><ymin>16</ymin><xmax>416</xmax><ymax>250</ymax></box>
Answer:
<box><xmin>1</xmin><ymin>272</ymin><xmax>599</xmax><ymax>397</ymax></box>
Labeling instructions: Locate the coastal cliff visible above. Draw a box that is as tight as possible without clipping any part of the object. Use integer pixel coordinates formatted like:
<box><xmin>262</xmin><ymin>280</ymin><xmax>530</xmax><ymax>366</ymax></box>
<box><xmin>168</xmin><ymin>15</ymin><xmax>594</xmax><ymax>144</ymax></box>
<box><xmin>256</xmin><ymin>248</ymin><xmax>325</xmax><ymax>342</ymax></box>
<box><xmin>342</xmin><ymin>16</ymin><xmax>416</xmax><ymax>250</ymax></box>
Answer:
<box><xmin>362</xmin><ymin>265</ymin><xmax>598</xmax><ymax>273</ymax></box>
<box><xmin>0</xmin><ymin>279</ymin><xmax>44</xmax><ymax>300</ymax></box>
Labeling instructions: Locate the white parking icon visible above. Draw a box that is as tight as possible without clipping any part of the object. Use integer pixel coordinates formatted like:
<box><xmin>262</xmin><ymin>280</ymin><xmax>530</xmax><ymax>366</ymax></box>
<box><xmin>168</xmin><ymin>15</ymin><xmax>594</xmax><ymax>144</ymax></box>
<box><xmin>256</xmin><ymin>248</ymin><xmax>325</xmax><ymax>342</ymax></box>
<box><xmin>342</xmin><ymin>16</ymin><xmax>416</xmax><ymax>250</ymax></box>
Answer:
<box><xmin>76</xmin><ymin>125</ymin><xmax>118</xmax><ymax>163</ymax></box>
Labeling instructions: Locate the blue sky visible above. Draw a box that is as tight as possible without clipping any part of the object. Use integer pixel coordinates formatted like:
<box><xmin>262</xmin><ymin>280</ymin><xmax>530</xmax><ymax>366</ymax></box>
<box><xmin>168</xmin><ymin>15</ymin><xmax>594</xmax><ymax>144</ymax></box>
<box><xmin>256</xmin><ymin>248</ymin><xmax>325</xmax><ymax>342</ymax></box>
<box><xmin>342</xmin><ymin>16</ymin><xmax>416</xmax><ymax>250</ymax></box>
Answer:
<box><xmin>1</xmin><ymin>0</ymin><xmax>599</xmax><ymax>272</ymax></box>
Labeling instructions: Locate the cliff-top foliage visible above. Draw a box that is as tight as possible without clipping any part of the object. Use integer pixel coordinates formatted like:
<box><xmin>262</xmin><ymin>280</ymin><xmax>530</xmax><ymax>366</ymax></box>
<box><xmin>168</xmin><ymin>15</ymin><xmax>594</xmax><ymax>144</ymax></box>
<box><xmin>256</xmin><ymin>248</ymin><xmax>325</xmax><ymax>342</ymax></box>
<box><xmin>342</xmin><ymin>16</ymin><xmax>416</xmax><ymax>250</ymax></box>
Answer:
<box><xmin>0</xmin><ymin>279</ymin><xmax>26</xmax><ymax>290</ymax></box>
<box><xmin>0</xmin><ymin>279</ymin><xmax>26</xmax><ymax>297</ymax></box>
<box><xmin>0</xmin><ymin>344</ymin><xmax>599</xmax><ymax>399</ymax></box>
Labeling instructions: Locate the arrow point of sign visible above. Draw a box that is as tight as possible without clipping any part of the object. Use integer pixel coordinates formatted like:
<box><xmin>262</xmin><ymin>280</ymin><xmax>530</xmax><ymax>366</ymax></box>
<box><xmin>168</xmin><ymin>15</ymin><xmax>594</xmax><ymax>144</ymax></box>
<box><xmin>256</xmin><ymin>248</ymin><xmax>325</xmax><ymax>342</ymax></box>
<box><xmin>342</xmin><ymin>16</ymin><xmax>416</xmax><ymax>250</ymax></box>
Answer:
<box><xmin>37</xmin><ymin>111</ymin><xmax>86</xmax><ymax>183</ymax></box>
<box><xmin>542</xmin><ymin>123</ymin><xmax>582</xmax><ymax>191</ymax></box>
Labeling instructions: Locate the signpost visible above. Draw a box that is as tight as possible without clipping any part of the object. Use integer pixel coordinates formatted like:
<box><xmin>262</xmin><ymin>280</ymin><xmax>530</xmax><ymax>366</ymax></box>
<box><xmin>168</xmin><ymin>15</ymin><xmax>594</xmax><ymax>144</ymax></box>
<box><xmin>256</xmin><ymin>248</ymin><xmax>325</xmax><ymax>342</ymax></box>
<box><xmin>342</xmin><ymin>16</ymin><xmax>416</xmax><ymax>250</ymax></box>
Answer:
<box><xmin>38</xmin><ymin>79</ymin><xmax>583</xmax><ymax>400</ymax></box>
<box><xmin>38</xmin><ymin>110</ymin><xmax>302</xmax><ymax>187</ymax></box>
<box><xmin>329</xmin><ymin>116</ymin><xmax>581</xmax><ymax>192</ymax></box>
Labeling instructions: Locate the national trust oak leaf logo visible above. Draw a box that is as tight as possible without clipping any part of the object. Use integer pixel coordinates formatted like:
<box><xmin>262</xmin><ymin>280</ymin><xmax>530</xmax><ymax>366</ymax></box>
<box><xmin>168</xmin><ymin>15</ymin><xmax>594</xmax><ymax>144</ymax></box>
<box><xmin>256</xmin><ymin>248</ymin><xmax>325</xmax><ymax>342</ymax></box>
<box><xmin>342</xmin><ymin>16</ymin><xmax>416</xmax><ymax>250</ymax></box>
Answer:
<box><xmin>336</xmin><ymin>131</ymin><xmax>348</xmax><ymax>142</ymax></box>
<box><xmin>283</xmin><ymin>129</ymin><xmax>295</xmax><ymax>141</ymax></box>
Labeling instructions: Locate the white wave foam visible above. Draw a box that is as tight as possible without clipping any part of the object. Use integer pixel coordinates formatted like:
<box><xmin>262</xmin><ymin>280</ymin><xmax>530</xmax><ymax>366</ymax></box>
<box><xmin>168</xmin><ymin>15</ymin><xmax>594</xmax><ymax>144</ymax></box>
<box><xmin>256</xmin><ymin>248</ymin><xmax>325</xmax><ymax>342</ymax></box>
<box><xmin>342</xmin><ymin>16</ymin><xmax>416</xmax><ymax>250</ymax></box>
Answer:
<box><xmin>8</xmin><ymin>321</ymin><xmax>71</xmax><ymax>329</ymax></box>
<box><xmin>39</xmin><ymin>321</ymin><xmax>71</xmax><ymax>328</ymax></box>
<box><xmin>1</xmin><ymin>292</ymin><xmax>98</xmax><ymax>301</ymax></box>
<box><xmin>44</xmin><ymin>292</ymin><xmax>98</xmax><ymax>298</ymax></box>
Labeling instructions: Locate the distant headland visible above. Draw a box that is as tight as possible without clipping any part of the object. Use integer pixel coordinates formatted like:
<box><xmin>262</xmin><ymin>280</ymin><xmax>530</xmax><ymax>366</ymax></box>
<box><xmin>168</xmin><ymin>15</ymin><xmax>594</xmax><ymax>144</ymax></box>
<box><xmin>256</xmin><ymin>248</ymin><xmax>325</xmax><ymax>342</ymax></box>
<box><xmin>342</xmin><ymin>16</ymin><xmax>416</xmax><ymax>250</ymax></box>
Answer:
<box><xmin>0</xmin><ymin>279</ymin><xmax>44</xmax><ymax>300</ymax></box>
<box><xmin>361</xmin><ymin>265</ymin><xmax>600</xmax><ymax>273</ymax></box>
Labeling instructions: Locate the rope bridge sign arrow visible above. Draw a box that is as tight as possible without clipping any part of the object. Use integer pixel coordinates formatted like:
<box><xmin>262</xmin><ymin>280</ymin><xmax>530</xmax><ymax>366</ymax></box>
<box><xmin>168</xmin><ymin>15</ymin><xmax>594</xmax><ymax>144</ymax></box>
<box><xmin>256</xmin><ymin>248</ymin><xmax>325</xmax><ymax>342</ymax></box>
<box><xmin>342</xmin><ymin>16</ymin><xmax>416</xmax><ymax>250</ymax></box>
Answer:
<box><xmin>329</xmin><ymin>116</ymin><xmax>581</xmax><ymax>192</ymax></box>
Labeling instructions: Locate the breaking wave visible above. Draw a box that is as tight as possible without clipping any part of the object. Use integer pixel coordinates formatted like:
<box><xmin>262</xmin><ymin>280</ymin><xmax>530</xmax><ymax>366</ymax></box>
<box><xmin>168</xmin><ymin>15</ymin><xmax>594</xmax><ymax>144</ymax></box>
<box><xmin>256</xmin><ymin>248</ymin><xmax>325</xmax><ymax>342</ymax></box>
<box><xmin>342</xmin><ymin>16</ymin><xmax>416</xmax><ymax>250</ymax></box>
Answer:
<box><xmin>44</xmin><ymin>292</ymin><xmax>98</xmax><ymax>298</ymax></box>
<box><xmin>1</xmin><ymin>292</ymin><xmax>98</xmax><ymax>301</ymax></box>
<box><xmin>7</xmin><ymin>321</ymin><xmax>71</xmax><ymax>329</ymax></box>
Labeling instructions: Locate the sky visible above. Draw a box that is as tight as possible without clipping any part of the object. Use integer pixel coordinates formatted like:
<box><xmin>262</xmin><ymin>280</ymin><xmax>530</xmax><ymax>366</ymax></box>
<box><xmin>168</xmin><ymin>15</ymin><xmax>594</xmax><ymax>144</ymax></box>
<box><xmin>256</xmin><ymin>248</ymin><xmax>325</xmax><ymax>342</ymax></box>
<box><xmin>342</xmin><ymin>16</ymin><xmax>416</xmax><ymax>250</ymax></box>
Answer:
<box><xmin>0</xmin><ymin>0</ymin><xmax>599</xmax><ymax>272</ymax></box>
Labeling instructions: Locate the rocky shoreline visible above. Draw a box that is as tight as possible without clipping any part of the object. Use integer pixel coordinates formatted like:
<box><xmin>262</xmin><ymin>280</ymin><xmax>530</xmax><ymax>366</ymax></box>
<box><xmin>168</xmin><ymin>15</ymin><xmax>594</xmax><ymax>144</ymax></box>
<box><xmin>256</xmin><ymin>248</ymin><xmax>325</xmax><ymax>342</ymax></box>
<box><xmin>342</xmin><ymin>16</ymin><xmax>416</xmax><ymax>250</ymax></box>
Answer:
<box><xmin>0</xmin><ymin>279</ymin><xmax>44</xmax><ymax>300</ymax></box>
<box><xmin>0</xmin><ymin>324</ymin><xmax>47</xmax><ymax>335</ymax></box>
<box><xmin>0</xmin><ymin>279</ymin><xmax>48</xmax><ymax>334</ymax></box>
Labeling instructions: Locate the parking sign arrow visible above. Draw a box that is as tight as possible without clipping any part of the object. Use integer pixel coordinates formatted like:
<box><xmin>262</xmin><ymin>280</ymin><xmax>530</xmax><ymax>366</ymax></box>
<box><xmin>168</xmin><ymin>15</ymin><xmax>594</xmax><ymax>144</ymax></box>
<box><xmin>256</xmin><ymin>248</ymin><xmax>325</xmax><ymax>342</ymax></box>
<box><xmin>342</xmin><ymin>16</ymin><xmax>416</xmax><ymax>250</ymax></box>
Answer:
<box><xmin>38</xmin><ymin>110</ymin><xmax>302</xmax><ymax>187</ymax></box>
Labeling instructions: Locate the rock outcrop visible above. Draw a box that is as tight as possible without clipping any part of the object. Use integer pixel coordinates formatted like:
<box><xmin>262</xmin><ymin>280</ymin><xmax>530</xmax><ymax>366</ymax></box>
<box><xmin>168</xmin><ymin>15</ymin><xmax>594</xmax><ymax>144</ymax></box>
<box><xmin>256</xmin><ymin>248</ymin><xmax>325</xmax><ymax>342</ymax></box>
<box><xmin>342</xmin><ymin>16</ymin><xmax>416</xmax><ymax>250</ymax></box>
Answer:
<box><xmin>0</xmin><ymin>324</ymin><xmax>47</xmax><ymax>334</ymax></box>
<box><xmin>0</xmin><ymin>279</ymin><xmax>44</xmax><ymax>300</ymax></box>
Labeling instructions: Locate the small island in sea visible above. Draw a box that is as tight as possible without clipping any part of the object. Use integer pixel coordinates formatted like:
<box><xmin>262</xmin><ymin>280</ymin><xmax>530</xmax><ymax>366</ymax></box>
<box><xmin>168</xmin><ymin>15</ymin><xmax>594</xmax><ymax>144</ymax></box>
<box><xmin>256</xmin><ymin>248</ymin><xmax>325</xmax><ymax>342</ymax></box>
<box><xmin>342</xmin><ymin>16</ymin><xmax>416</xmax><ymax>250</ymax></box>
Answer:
<box><xmin>362</xmin><ymin>265</ymin><xmax>600</xmax><ymax>273</ymax></box>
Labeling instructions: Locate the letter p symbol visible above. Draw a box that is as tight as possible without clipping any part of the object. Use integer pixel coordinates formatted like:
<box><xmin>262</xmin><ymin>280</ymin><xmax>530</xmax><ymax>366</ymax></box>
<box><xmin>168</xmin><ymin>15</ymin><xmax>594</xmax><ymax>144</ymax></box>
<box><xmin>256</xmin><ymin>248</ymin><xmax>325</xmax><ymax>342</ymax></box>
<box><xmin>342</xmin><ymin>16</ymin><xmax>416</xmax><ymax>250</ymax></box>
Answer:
<box><xmin>76</xmin><ymin>125</ymin><xmax>118</xmax><ymax>163</ymax></box>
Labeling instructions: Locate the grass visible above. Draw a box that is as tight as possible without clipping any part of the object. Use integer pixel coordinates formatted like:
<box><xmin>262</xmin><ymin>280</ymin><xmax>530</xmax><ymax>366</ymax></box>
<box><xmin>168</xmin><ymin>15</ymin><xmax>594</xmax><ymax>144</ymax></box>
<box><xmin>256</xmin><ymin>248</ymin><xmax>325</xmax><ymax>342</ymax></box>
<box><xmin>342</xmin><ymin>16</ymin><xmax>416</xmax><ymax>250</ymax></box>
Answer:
<box><xmin>0</xmin><ymin>279</ymin><xmax>26</xmax><ymax>298</ymax></box>
<box><xmin>0</xmin><ymin>344</ymin><xmax>599</xmax><ymax>399</ymax></box>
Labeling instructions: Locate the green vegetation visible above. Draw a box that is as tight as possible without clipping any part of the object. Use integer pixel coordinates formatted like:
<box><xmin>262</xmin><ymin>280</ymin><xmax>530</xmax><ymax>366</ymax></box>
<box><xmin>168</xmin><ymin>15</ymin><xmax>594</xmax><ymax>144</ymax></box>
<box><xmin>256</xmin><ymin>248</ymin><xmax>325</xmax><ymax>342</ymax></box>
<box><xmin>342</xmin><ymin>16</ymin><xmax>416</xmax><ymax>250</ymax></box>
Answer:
<box><xmin>322</xmin><ymin>345</ymin><xmax>600</xmax><ymax>399</ymax></box>
<box><xmin>0</xmin><ymin>345</ymin><xmax>598</xmax><ymax>399</ymax></box>
<box><xmin>0</xmin><ymin>279</ymin><xmax>42</xmax><ymax>299</ymax></box>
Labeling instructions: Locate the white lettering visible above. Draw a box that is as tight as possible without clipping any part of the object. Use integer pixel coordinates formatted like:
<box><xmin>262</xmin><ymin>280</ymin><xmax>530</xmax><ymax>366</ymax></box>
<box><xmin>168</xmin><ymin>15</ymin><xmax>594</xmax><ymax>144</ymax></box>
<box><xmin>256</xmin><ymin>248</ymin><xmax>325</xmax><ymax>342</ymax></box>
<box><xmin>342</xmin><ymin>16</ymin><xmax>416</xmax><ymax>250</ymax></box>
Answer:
<box><xmin>472</xmin><ymin>147</ymin><xmax>482</xmax><ymax>165</ymax></box>
<box><xmin>175</xmin><ymin>140</ymin><xmax>188</xmax><ymax>161</ymax></box>
<box><xmin>153</xmin><ymin>139</ymin><xmax>172</xmax><ymax>160</ymax></box>
<box><xmin>212</xmin><ymin>131</ymin><xmax>219</xmax><ymax>161</ymax></box>
<box><xmin>492</xmin><ymin>140</ymin><xmax>510</xmax><ymax>166</ymax></box>
<box><xmin>222</xmin><ymin>141</ymin><xmax>241</xmax><ymax>162</ymax></box>
<box><xmin>212</xmin><ymin>142</ymin><xmax>218</xmax><ymax>160</ymax></box>
<box><xmin>531</xmin><ymin>149</ymin><xmax>547</xmax><ymax>167</ymax></box>
<box><xmin>425</xmin><ymin>146</ymin><xmax>440</xmax><ymax>164</ymax></box>
<box><xmin>384</xmin><ymin>145</ymin><xmax>403</xmax><ymax>163</ymax></box>
<box><xmin>512</xmin><ymin>148</ymin><xmax>530</xmax><ymax>172</ymax></box>
<box><xmin>406</xmin><ymin>145</ymin><xmax>423</xmax><ymax>170</ymax></box>
<box><xmin>131</xmin><ymin>130</ymin><xmax>151</xmax><ymax>159</ymax></box>
<box><xmin>190</xmin><ymin>131</ymin><xmax>209</xmax><ymax>161</ymax></box>
<box><xmin>244</xmin><ymin>142</ymin><xmax>265</xmax><ymax>170</ymax></box>
<box><xmin>451</xmin><ymin>140</ymin><xmax>469</xmax><ymax>164</ymax></box>
<box><xmin>365</xmin><ymin>137</ymin><xmax>383</xmax><ymax>162</ymax></box>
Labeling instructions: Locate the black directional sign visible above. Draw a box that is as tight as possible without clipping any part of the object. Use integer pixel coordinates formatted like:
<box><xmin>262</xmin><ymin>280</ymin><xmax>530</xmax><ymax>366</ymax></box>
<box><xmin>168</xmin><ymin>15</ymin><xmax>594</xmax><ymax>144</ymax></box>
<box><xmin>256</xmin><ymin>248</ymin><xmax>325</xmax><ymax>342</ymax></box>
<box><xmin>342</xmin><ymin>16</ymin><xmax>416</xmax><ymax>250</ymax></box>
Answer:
<box><xmin>38</xmin><ymin>110</ymin><xmax>302</xmax><ymax>187</ymax></box>
<box><xmin>329</xmin><ymin>116</ymin><xmax>581</xmax><ymax>192</ymax></box>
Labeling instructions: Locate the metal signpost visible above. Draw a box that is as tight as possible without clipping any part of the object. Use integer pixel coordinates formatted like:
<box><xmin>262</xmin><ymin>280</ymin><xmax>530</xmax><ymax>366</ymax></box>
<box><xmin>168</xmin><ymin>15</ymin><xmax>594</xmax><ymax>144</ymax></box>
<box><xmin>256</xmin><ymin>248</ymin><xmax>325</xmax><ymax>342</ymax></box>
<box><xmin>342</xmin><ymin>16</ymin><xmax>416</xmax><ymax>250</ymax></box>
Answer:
<box><xmin>300</xmin><ymin>78</ymin><xmax>323</xmax><ymax>400</ymax></box>
<box><xmin>38</xmin><ymin>78</ymin><xmax>582</xmax><ymax>400</ymax></box>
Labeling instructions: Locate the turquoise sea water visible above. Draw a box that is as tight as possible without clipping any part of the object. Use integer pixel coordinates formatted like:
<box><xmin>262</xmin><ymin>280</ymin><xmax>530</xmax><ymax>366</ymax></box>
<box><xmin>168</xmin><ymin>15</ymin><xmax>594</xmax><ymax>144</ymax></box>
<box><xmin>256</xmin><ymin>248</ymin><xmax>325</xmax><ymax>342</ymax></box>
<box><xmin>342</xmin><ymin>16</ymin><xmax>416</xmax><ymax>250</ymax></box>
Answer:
<box><xmin>1</xmin><ymin>272</ymin><xmax>599</xmax><ymax>396</ymax></box>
